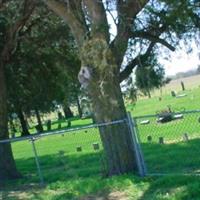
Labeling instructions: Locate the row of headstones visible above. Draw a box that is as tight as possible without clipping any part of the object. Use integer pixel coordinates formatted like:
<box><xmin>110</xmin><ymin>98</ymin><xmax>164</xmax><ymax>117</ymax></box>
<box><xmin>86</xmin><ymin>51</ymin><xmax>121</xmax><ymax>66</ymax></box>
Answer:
<box><xmin>147</xmin><ymin>133</ymin><xmax>189</xmax><ymax>144</ymax></box>
<box><xmin>76</xmin><ymin>143</ymin><xmax>100</xmax><ymax>152</ymax></box>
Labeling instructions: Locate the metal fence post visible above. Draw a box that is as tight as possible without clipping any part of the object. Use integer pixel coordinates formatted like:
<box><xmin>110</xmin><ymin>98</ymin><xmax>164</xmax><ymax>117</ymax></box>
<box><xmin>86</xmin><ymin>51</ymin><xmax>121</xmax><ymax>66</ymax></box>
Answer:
<box><xmin>30</xmin><ymin>137</ymin><xmax>44</xmax><ymax>185</ymax></box>
<box><xmin>132</xmin><ymin>116</ymin><xmax>147</xmax><ymax>176</ymax></box>
<box><xmin>127</xmin><ymin>112</ymin><xmax>147</xmax><ymax>177</ymax></box>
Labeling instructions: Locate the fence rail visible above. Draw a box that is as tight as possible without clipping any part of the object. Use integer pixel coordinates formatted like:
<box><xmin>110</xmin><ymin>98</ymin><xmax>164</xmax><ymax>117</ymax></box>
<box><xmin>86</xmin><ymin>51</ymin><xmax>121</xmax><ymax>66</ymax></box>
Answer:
<box><xmin>2</xmin><ymin>109</ymin><xmax>200</xmax><ymax>188</ymax></box>
<box><xmin>1</xmin><ymin>117</ymin><xmax>138</xmax><ymax>186</ymax></box>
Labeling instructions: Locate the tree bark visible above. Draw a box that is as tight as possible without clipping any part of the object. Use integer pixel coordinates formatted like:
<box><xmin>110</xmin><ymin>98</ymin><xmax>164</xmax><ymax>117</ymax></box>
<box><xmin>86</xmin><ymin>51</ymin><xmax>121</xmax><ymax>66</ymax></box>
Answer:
<box><xmin>0</xmin><ymin>61</ymin><xmax>21</xmax><ymax>181</ymax></box>
<box><xmin>147</xmin><ymin>90</ymin><xmax>151</xmax><ymax>98</ymax></box>
<box><xmin>76</xmin><ymin>95</ymin><xmax>82</xmax><ymax>118</ymax></box>
<box><xmin>35</xmin><ymin>108</ymin><xmax>43</xmax><ymax>133</ymax></box>
<box><xmin>63</xmin><ymin>105</ymin><xmax>73</xmax><ymax>119</ymax></box>
<box><xmin>18</xmin><ymin>108</ymin><xmax>30</xmax><ymax>136</ymax></box>
<box><xmin>79</xmin><ymin>38</ymin><xmax>137</xmax><ymax>175</ymax></box>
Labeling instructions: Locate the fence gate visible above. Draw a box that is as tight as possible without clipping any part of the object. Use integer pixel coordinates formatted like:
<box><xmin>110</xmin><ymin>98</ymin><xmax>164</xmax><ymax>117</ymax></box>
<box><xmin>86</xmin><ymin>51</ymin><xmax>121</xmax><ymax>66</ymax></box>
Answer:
<box><xmin>133</xmin><ymin>110</ymin><xmax>200</xmax><ymax>176</ymax></box>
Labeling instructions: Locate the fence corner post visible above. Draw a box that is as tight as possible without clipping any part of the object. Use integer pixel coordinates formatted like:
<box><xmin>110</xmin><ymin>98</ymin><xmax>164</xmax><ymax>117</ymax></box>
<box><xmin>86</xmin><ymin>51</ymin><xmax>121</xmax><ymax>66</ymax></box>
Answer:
<box><xmin>127</xmin><ymin>112</ymin><xmax>147</xmax><ymax>177</ymax></box>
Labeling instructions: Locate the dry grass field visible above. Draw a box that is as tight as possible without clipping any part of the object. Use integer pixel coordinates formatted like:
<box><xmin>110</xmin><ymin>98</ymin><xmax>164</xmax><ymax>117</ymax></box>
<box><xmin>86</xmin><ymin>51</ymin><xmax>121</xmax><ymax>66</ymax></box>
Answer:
<box><xmin>152</xmin><ymin>74</ymin><xmax>200</xmax><ymax>96</ymax></box>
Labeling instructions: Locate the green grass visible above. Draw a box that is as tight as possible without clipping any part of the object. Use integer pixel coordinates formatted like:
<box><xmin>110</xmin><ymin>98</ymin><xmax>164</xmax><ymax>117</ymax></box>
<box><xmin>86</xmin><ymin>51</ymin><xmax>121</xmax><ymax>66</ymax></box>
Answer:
<box><xmin>127</xmin><ymin>88</ymin><xmax>200</xmax><ymax>116</ymax></box>
<box><xmin>2</xmin><ymin>86</ymin><xmax>200</xmax><ymax>199</ymax></box>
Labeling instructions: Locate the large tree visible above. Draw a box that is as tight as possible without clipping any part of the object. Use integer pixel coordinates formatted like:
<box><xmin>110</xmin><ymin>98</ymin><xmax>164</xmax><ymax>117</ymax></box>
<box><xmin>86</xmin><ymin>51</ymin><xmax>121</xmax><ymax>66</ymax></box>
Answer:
<box><xmin>42</xmin><ymin>0</ymin><xmax>199</xmax><ymax>175</ymax></box>
<box><xmin>0</xmin><ymin>0</ymin><xmax>37</xmax><ymax>180</ymax></box>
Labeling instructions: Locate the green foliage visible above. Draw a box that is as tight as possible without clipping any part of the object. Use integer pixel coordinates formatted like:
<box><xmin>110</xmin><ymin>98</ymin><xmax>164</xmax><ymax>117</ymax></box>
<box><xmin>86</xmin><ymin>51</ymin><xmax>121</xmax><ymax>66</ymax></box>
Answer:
<box><xmin>135</xmin><ymin>54</ymin><xmax>165</xmax><ymax>97</ymax></box>
<box><xmin>4</xmin><ymin>6</ymin><xmax>80</xmax><ymax>115</ymax></box>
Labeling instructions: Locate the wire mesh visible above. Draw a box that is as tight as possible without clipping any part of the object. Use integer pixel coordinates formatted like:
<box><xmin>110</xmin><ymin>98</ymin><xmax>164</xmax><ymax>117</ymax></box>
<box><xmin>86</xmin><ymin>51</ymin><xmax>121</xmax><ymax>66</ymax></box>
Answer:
<box><xmin>134</xmin><ymin>110</ymin><xmax>200</xmax><ymax>175</ymax></box>
<box><xmin>1</xmin><ymin>119</ymin><xmax>126</xmax><ymax>185</ymax></box>
<box><xmin>34</xmin><ymin>126</ymin><xmax>104</xmax><ymax>183</ymax></box>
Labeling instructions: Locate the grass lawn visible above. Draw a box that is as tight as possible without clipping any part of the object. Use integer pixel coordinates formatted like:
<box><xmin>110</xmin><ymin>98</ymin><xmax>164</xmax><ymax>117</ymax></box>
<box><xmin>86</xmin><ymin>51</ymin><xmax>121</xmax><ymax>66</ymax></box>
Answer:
<box><xmin>127</xmin><ymin>87</ymin><xmax>200</xmax><ymax>116</ymax></box>
<box><xmin>1</xmin><ymin>82</ymin><xmax>200</xmax><ymax>199</ymax></box>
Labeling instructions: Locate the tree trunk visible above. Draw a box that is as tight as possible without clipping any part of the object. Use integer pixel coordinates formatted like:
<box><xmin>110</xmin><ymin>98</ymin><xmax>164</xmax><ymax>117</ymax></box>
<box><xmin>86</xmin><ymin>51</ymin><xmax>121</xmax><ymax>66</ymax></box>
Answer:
<box><xmin>63</xmin><ymin>105</ymin><xmax>74</xmax><ymax>119</ymax></box>
<box><xmin>79</xmin><ymin>39</ymin><xmax>137</xmax><ymax>176</ymax></box>
<box><xmin>35</xmin><ymin>108</ymin><xmax>43</xmax><ymax>133</ymax></box>
<box><xmin>147</xmin><ymin>90</ymin><xmax>151</xmax><ymax>98</ymax></box>
<box><xmin>76</xmin><ymin>95</ymin><xmax>82</xmax><ymax>118</ymax></box>
<box><xmin>0</xmin><ymin>61</ymin><xmax>21</xmax><ymax>181</ymax></box>
<box><xmin>18</xmin><ymin>108</ymin><xmax>30</xmax><ymax>136</ymax></box>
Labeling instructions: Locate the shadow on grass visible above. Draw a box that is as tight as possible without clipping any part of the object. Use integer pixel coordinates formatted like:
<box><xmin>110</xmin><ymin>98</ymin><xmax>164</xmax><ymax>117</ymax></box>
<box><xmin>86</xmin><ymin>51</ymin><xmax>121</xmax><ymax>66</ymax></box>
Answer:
<box><xmin>1</xmin><ymin>150</ymin><xmax>105</xmax><ymax>187</ymax></box>
<box><xmin>137</xmin><ymin>138</ymin><xmax>200</xmax><ymax>200</ymax></box>
<box><xmin>141</xmin><ymin>138</ymin><xmax>200</xmax><ymax>174</ymax></box>
<box><xmin>2</xmin><ymin>139</ymin><xmax>200</xmax><ymax>199</ymax></box>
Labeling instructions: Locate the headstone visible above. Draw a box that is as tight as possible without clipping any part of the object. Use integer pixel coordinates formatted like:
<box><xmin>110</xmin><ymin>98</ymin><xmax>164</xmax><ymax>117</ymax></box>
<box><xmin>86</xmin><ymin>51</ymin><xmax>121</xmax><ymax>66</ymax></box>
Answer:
<box><xmin>58</xmin><ymin>123</ymin><xmax>61</xmax><ymax>129</ymax></box>
<box><xmin>171</xmin><ymin>91</ymin><xmax>176</xmax><ymax>97</ymax></box>
<box><xmin>58</xmin><ymin>150</ymin><xmax>65</xmax><ymax>156</ymax></box>
<box><xmin>11</xmin><ymin>131</ymin><xmax>16</xmax><ymax>138</ymax></box>
<box><xmin>140</xmin><ymin>120</ymin><xmax>150</xmax><ymax>125</ymax></box>
<box><xmin>93</xmin><ymin>143</ymin><xmax>100</xmax><ymax>150</ymax></box>
<box><xmin>76</xmin><ymin>146</ymin><xmax>82</xmax><ymax>152</ymax></box>
<box><xmin>67</xmin><ymin>120</ymin><xmax>71</xmax><ymax>128</ymax></box>
<box><xmin>159</xmin><ymin>137</ymin><xmax>164</xmax><ymax>144</ymax></box>
<box><xmin>181</xmin><ymin>81</ymin><xmax>185</xmax><ymax>91</ymax></box>
<box><xmin>47</xmin><ymin>120</ymin><xmax>51</xmax><ymax>131</ymax></box>
<box><xmin>173</xmin><ymin>114</ymin><xmax>183</xmax><ymax>120</ymax></box>
<box><xmin>176</xmin><ymin>94</ymin><xmax>187</xmax><ymax>98</ymax></box>
<box><xmin>183</xmin><ymin>133</ymin><xmax>189</xmax><ymax>141</ymax></box>
<box><xmin>147</xmin><ymin>135</ymin><xmax>152</xmax><ymax>142</ymax></box>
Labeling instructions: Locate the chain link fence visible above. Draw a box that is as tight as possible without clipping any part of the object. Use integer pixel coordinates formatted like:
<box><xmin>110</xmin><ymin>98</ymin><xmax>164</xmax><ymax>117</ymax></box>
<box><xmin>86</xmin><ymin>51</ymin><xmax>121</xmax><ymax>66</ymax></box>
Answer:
<box><xmin>134</xmin><ymin>110</ymin><xmax>200</xmax><ymax>175</ymax></box>
<box><xmin>1</xmin><ymin>119</ymin><xmax>131</xmax><ymax>186</ymax></box>
<box><xmin>2</xmin><ymin>109</ymin><xmax>200</xmax><ymax>189</ymax></box>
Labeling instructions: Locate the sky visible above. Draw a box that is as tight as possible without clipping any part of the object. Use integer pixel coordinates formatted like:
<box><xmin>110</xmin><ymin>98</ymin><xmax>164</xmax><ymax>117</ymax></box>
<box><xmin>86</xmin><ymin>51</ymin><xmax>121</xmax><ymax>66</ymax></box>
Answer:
<box><xmin>106</xmin><ymin>6</ymin><xmax>200</xmax><ymax>77</ymax></box>
<box><xmin>158</xmin><ymin>41</ymin><xmax>200</xmax><ymax>76</ymax></box>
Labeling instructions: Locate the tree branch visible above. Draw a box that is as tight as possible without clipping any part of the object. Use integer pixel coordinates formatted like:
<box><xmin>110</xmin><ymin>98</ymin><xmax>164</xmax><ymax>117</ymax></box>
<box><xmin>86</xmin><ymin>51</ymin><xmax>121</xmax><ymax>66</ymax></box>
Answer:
<box><xmin>132</xmin><ymin>31</ymin><xmax>175</xmax><ymax>51</ymax></box>
<box><xmin>43</xmin><ymin>0</ymin><xmax>88</xmax><ymax>47</ymax></box>
<box><xmin>111</xmin><ymin>0</ymin><xmax>150</xmax><ymax>67</ymax></box>
<box><xmin>83</xmin><ymin>0</ymin><xmax>109</xmax><ymax>41</ymax></box>
<box><xmin>119</xmin><ymin>42</ymin><xmax>154</xmax><ymax>82</ymax></box>
<box><xmin>1</xmin><ymin>0</ymin><xmax>36</xmax><ymax>62</ymax></box>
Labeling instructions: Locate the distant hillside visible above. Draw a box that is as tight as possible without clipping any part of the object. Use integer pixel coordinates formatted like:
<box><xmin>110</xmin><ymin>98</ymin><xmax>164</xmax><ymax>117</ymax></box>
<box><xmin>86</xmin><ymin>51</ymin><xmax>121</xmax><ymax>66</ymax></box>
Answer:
<box><xmin>152</xmin><ymin>74</ymin><xmax>200</xmax><ymax>96</ymax></box>
<box><xmin>169</xmin><ymin>69</ymin><xmax>199</xmax><ymax>80</ymax></box>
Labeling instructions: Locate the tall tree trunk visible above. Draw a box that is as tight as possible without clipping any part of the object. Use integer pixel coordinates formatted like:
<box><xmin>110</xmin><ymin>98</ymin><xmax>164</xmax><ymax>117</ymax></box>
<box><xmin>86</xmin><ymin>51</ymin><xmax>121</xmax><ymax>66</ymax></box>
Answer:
<box><xmin>76</xmin><ymin>95</ymin><xmax>82</xmax><ymax>118</ymax></box>
<box><xmin>63</xmin><ymin>104</ymin><xmax>73</xmax><ymax>119</ymax></box>
<box><xmin>79</xmin><ymin>39</ymin><xmax>137</xmax><ymax>176</ymax></box>
<box><xmin>147</xmin><ymin>90</ymin><xmax>151</xmax><ymax>98</ymax></box>
<box><xmin>18</xmin><ymin>108</ymin><xmax>30</xmax><ymax>136</ymax></box>
<box><xmin>0</xmin><ymin>61</ymin><xmax>21</xmax><ymax>181</ymax></box>
<box><xmin>35</xmin><ymin>108</ymin><xmax>43</xmax><ymax>133</ymax></box>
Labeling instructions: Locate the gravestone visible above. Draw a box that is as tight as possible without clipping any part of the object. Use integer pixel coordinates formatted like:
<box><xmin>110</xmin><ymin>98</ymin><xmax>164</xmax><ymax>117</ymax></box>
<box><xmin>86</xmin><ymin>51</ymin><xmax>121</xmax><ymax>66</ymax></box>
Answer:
<box><xmin>183</xmin><ymin>133</ymin><xmax>189</xmax><ymax>141</ymax></box>
<box><xmin>93</xmin><ymin>143</ymin><xmax>100</xmax><ymax>150</ymax></box>
<box><xmin>181</xmin><ymin>81</ymin><xmax>185</xmax><ymax>91</ymax></box>
<box><xmin>67</xmin><ymin>120</ymin><xmax>71</xmax><ymax>128</ymax></box>
<box><xmin>159</xmin><ymin>137</ymin><xmax>164</xmax><ymax>144</ymax></box>
<box><xmin>171</xmin><ymin>91</ymin><xmax>176</xmax><ymax>97</ymax></box>
<box><xmin>58</xmin><ymin>123</ymin><xmax>61</xmax><ymax>129</ymax></box>
<box><xmin>147</xmin><ymin>135</ymin><xmax>152</xmax><ymax>142</ymax></box>
<box><xmin>47</xmin><ymin>120</ymin><xmax>51</xmax><ymax>131</ymax></box>
<box><xmin>76</xmin><ymin>146</ymin><xmax>82</xmax><ymax>152</ymax></box>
